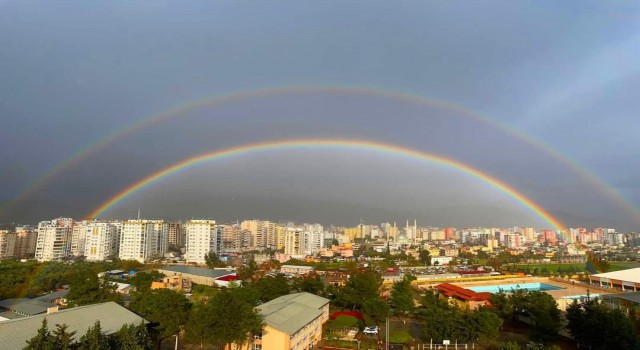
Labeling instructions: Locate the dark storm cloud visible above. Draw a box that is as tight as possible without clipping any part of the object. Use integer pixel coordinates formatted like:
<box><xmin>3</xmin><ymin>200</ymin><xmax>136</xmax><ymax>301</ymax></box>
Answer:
<box><xmin>1</xmin><ymin>1</ymin><xmax>639</xmax><ymax>229</ymax></box>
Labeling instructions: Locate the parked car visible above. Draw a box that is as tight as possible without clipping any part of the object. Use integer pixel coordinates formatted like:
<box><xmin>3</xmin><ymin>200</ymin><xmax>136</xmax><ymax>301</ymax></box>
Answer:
<box><xmin>363</xmin><ymin>326</ymin><xmax>379</xmax><ymax>335</ymax></box>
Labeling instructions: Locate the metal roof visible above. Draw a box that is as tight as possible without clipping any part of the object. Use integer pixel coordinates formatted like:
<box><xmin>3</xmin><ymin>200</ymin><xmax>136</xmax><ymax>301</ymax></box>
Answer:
<box><xmin>605</xmin><ymin>291</ymin><xmax>640</xmax><ymax>304</ymax></box>
<box><xmin>0</xmin><ymin>302</ymin><xmax>146</xmax><ymax>350</ymax></box>
<box><xmin>0</xmin><ymin>298</ymin><xmax>52</xmax><ymax>316</ymax></box>
<box><xmin>257</xmin><ymin>293</ymin><xmax>329</xmax><ymax>335</ymax></box>
<box><xmin>32</xmin><ymin>289</ymin><xmax>69</xmax><ymax>302</ymax></box>
<box><xmin>160</xmin><ymin>265</ymin><xmax>236</xmax><ymax>279</ymax></box>
<box><xmin>592</xmin><ymin>267</ymin><xmax>640</xmax><ymax>284</ymax></box>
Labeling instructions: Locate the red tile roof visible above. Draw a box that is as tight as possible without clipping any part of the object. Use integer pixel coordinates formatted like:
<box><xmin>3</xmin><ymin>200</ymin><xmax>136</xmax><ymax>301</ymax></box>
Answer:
<box><xmin>436</xmin><ymin>283</ymin><xmax>491</xmax><ymax>302</ymax></box>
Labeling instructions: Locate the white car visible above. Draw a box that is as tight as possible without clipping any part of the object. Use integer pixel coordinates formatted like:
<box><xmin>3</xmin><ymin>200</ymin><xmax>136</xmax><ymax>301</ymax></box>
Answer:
<box><xmin>363</xmin><ymin>326</ymin><xmax>379</xmax><ymax>335</ymax></box>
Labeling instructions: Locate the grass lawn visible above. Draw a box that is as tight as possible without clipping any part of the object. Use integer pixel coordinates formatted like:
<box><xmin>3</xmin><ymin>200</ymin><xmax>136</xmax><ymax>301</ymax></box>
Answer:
<box><xmin>512</xmin><ymin>263</ymin><xmax>587</xmax><ymax>274</ymax></box>
<box><xmin>608</xmin><ymin>261</ymin><xmax>640</xmax><ymax>271</ymax></box>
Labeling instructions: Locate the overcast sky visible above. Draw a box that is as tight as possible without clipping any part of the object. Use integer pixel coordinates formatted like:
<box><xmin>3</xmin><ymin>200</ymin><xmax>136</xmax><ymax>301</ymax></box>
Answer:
<box><xmin>1</xmin><ymin>1</ymin><xmax>639</xmax><ymax>230</ymax></box>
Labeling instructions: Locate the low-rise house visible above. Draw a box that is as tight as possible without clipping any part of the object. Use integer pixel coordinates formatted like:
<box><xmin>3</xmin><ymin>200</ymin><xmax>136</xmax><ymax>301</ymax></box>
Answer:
<box><xmin>435</xmin><ymin>283</ymin><xmax>491</xmax><ymax>310</ymax></box>
<box><xmin>279</xmin><ymin>265</ymin><xmax>314</xmax><ymax>275</ymax></box>
<box><xmin>32</xmin><ymin>289</ymin><xmax>69</xmax><ymax>307</ymax></box>
<box><xmin>151</xmin><ymin>274</ymin><xmax>192</xmax><ymax>293</ymax></box>
<box><xmin>236</xmin><ymin>292</ymin><xmax>330</xmax><ymax>350</ymax></box>
<box><xmin>0</xmin><ymin>302</ymin><xmax>146</xmax><ymax>349</ymax></box>
<box><xmin>0</xmin><ymin>298</ymin><xmax>57</xmax><ymax>320</ymax></box>
<box><xmin>157</xmin><ymin>265</ymin><xmax>239</xmax><ymax>287</ymax></box>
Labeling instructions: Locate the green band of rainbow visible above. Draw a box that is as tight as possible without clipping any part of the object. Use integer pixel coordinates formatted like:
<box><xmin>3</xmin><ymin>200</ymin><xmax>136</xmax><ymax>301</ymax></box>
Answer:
<box><xmin>87</xmin><ymin>139</ymin><xmax>567</xmax><ymax>234</ymax></box>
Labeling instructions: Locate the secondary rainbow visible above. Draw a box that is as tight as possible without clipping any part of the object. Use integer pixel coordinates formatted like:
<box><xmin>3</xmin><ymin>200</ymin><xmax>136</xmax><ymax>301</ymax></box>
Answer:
<box><xmin>87</xmin><ymin>139</ymin><xmax>567</xmax><ymax>234</ymax></box>
<box><xmin>8</xmin><ymin>85</ymin><xmax>639</xmax><ymax>225</ymax></box>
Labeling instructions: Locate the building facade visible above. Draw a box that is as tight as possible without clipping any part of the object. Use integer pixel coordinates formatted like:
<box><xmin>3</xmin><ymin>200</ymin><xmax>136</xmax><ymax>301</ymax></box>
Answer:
<box><xmin>185</xmin><ymin>219</ymin><xmax>221</xmax><ymax>264</ymax></box>
<box><xmin>35</xmin><ymin>218</ymin><xmax>74</xmax><ymax>261</ymax></box>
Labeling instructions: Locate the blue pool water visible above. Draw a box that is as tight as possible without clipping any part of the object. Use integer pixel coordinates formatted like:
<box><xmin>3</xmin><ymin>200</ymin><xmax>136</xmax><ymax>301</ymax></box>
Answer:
<box><xmin>468</xmin><ymin>283</ymin><xmax>565</xmax><ymax>293</ymax></box>
<box><xmin>561</xmin><ymin>294</ymin><xmax>600</xmax><ymax>300</ymax></box>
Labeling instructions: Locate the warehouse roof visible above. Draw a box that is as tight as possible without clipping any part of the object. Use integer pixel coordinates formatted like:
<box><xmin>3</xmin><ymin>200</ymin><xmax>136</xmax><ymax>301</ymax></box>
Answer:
<box><xmin>257</xmin><ymin>293</ymin><xmax>329</xmax><ymax>335</ymax></box>
<box><xmin>0</xmin><ymin>302</ymin><xmax>146</xmax><ymax>350</ymax></box>
<box><xmin>592</xmin><ymin>267</ymin><xmax>640</xmax><ymax>284</ymax></box>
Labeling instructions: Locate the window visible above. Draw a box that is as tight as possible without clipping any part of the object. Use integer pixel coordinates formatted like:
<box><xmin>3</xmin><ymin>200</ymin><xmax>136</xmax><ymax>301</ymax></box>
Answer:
<box><xmin>252</xmin><ymin>344</ymin><xmax>262</xmax><ymax>350</ymax></box>
<box><xmin>253</xmin><ymin>333</ymin><xmax>262</xmax><ymax>340</ymax></box>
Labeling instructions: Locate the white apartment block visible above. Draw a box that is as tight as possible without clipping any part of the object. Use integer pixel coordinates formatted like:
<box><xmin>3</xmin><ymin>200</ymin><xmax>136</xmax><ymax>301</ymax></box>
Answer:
<box><xmin>84</xmin><ymin>222</ymin><xmax>118</xmax><ymax>261</ymax></box>
<box><xmin>303</xmin><ymin>224</ymin><xmax>324</xmax><ymax>255</ymax></box>
<box><xmin>0</xmin><ymin>230</ymin><xmax>16</xmax><ymax>259</ymax></box>
<box><xmin>35</xmin><ymin>218</ymin><xmax>74</xmax><ymax>261</ymax></box>
<box><xmin>119</xmin><ymin>220</ymin><xmax>167</xmax><ymax>263</ymax></box>
<box><xmin>185</xmin><ymin>220</ymin><xmax>220</xmax><ymax>264</ymax></box>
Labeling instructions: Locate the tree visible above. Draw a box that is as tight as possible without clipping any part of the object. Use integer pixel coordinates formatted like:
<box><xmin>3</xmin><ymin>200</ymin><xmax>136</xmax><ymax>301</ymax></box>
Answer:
<box><xmin>336</xmin><ymin>269</ymin><xmax>382</xmax><ymax>310</ymax></box>
<box><xmin>66</xmin><ymin>270</ymin><xmax>122</xmax><ymax>307</ymax></box>
<box><xmin>77</xmin><ymin>321</ymin><xmax>110</xmax><ymax>350</ymax></box>
<box><xmin>391</xmin><ymin>276</ymin><xmax>414</xmax><ymax>316</ymax></box>
<box><xmin>363</xmin><ymin>299</ymin><xmax>390</xmax><ymax>323</ymax></box>
<box><xmin>237</xmin><ymin>258</ymin><xmax>258</xmax><ymax>283</ymax></box>
<box><xmin>129</xmin><ymin>289</ymin><xmax>191</xmax><ymax>346</ymax></box>
<box><xmin>128</xmin><ymin>271</ymin><xmax>165</xmax><ymax>292</ymax></box>
<box><xmin>52</xmin><ymin>324</ymin><xmax>77</xmax><ymax>350</ymax></box>
<box><xmin>112</xmin><ymin>322</ymin><xmax>154</xmax><ymax>350</ymax></box>
<box><xmin>204</xmin><ymin>251</ymin><xmax>226</xmax><ymax>268</ymax></box>
<box><xmin>254</xmin><ymin>274</ymin><xmax>290</xmax><ymax>302</ymax></box>
<box><xmin>470</xmin><ymin>307</ymin><xmax>503</xmax><ymax>344</ymax></box>
<box><xmin>419</xmin><ymin>250</ymin><xmax>431</xmax><ymax>266</ymax></box>
<box><xmin>23</xmin><ymin>318</ymin><xmax>55</xmax><ymax>350</ymax></box>
<box><xmin>293</xmin><ymin>274</ymin><xmax>325</xmax><ymax>295</ymax></box>
<box><xmin>185</xmin><ymin>288</ymin><xmax>263</xmax><ymax>349</ymax></box>
<box><xmin>566</xmin><ymin>296</ymin><xmax>639</xmax><ymax>349</ymax></box>
<box><xmin>523</xmin><ymin>291</ymin><xmax>561</xmax><ymax>343</ymax></box>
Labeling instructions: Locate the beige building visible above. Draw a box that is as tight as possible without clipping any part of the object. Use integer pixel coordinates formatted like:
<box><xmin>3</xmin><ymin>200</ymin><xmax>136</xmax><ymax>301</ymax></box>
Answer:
<box><xmin>14</xmin><ymin>226</ymin><xmax>37</xmax><ymax>258</ymax></box>
<box><xmin>0</xmin><ymin>230</ymin><xmax>16</xmax><ymax>259</ymax></box>
<box><xmin>236</xmin><ymin>293</ymin><xmax>329</xmax><ymax>350</ymax></box>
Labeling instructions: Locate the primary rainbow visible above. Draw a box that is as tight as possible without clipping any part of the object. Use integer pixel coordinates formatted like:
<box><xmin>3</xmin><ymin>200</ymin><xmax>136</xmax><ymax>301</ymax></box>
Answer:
<box><xmin>87</xmin><ymin>138</ymin><xmax>567</xmax><ymax>234</ymax></box>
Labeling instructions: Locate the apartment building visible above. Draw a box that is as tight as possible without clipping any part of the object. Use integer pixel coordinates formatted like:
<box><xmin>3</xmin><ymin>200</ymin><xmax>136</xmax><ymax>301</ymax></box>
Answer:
<box><xmin>284</xmin><ymin>227</ymin><xmax>305</xmax><ymax>256</ymax></box>
<box><xmin>0</xmin><ymin>230</ymin><xmax>16</xmax><ymax>259</ymax></box>
<box><xmin>185</xmin><ymin>219</ymin><xmax>221</xmax><ymax>264</ymax></box>
<box><xmin>237</xmin><ymin>293</ymin><xmax>330</xmax><ymax>350</ymax></box>
<box><xmin>14</xmin><ymin>226</ymin><xmax>37</xmax><ymax>258</ymax></box>
<box><xmin>35</xmin><ymin>218</ymin><xmax>73</xmax><ymax>261</ymax></box>
<box><xmin>84</xmin><ymin>222</ymin><xmax>118</xmax><ymax>261</ymax></box>
<box><xmin>118</xmin><ymin>219</ymin><xmax>167</xmax><ymax>263</ymax></box>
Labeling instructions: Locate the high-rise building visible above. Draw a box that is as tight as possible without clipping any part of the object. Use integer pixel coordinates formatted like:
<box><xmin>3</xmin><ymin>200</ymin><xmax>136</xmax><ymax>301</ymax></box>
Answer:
<box><xmin>284</xmin><ymin>227</ymin><xmax>305</xmax><ymax>256</ymax></box>
<box><xmin>84</xmin><ymin>222</ymin><xmax>118</xmax><ymax>261</ymax></box>
<box><xmin>167</xmin><ymin>222</ymin><xmax>184</xmax><ymax>247</ymax></box>
<box><xmin>35</xmin><ymin>218</ymin><xmax>74</xmax><ymax>261</ymax></box>
<box><xmin>71</xmin><ymin>221</ymin><xmax>90</xmax><ymax>257</ymax></box>
<box><xmin>119</xmin><ymin>220</ymin><xmax>165</xmax><ymax>263</ymax></box>
<box><xmin>303</xmin><ymin>224</ymin><xmax>324</xmax><ymax>255</ymax></box>
<box><xmin>14</xmin><ymin>225</ymin><xmax>37</xmax><ymax>258</ymax></box>
<box><xmin>185</xmin><ymin>220</ymin><xmax>220</xmax><ymax>264</ymax></box>
<box><xmin>0</xmin><ymin>230</ymin><xmax>16</xmax><ymax>259</ymax></box>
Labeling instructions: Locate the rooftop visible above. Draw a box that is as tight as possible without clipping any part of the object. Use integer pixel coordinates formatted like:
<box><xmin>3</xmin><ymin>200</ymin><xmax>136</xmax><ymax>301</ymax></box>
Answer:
<box><xmin>257</xmin><ymin>292</ymin><xmax>329</xmax><ymax>335</ymax></box>
<box><xmin>592</xmin><ymin>268</ymin><xmax>640</xmax><ymax>284</ymax></box>
<box><xmin>32</xmin><ymin>289</ymin><xmax>69</xmax><ymax>302</ymax></box>
<box><xmin>0</xmin><ymin>302</ymin><xmax>146</xmax><ymax>349</ymax></box>
<box><xmin>436</xmin><ymin>283</ymin><xmax>492</xmax><ymax>302</ymax></box>
<box><xmin>0</xmin><ymin>298</ymin><xmax>53</xmax><ymax>316</ymax></box>
<box><xmin>159</xmin><ymin>265</ymin><xmax>236</xmax><ymax>279</ymax></box>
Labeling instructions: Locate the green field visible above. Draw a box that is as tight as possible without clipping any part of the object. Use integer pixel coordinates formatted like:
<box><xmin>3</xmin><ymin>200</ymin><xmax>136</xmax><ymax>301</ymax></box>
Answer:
<box><xmin>510</xmin><ymin>261</ymin><xmax>640</xmax><ymax>275</ymax></box>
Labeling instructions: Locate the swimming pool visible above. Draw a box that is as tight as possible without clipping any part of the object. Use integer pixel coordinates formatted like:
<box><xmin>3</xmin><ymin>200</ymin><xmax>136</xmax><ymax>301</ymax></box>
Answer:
<box><xmin>467</xmin><ymin>283</ymin><xmax>565</xmax><ymax>293</ymax></box>
<box><xmin>561</xmin><ymin>294</ymin><xmax>600</xmax><ymax>300</ymax></box>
